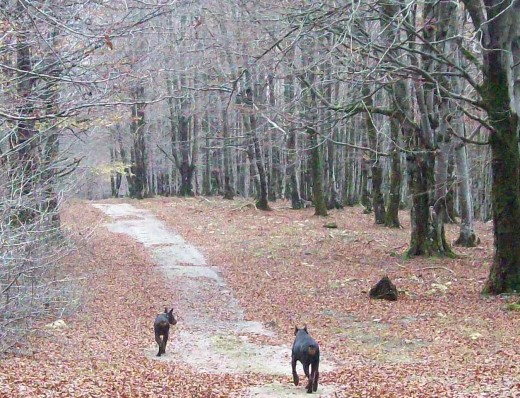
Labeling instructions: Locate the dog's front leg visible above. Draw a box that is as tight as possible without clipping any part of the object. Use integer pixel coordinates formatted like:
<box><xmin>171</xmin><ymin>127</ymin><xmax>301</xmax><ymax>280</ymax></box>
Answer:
<box><xmin>291</xmin><ymin>357</ymin><xmax>299</xmax><ymax>386</ymax></box>
<box><xmin>303</xmin><ymin>363</ymin><xmax>312</xmax><ymax>392</ymax></box>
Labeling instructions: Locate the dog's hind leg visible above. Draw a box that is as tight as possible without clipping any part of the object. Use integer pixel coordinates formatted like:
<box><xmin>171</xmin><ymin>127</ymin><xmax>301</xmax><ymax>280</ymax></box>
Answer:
<box><xmin>291</xmin><ymin>356</ymin><xmax>299</xmax><ymax>386</ymax></box>
<box><xmin>155</xmin><ymin>332</ymin><xmax>163</xmax><ymax>357</ymax></box>
<box><xmin>312</xmin><ymin>362</ymin><xmax>319</xmax><ymax>392</ymax></box>
<box><xmin>162</xmin><ymin>330</ymin><xmax>169</xmax><ymax>354</ymax></box>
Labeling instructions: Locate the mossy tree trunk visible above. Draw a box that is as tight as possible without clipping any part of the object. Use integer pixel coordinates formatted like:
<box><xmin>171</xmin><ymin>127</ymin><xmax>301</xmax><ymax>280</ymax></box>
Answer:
<box><xmin>405</xmin><ymin>0</ymin><xmax>454</xmax><ymax>258</ymax></box>
<box><xmin>482</xmin><ymin>49</ymin><xmax>520</xmax><ymax>293</ymax></box>
<box><xmin>406</xmin><ymin>148</ymin><xmax>453</xmax><ymax>257</ymax></box>
<box><xmin>463</xmin><ymin>0</ymin><xmax>520</xmax><ymax>293</ymax></box>
<box><xmin>484</xmin><ymin>116</ymin><xmax>520</xmax><ymax>293</ymax></box>
<box><xmin>406</xmin><ymin>151</ymin><xmax>433</xmax><ymax>256</ymax></box>
<box><xmin>371</xmin><ymin>163</ymin><xmax>385</xmax><ymax>223</ymax></box>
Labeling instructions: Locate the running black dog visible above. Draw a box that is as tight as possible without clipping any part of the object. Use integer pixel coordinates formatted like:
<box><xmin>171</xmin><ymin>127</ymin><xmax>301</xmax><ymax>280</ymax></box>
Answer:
<box><xmin>154</xmin><ymin>308</ymin><xmax>177</xmax><ymax>357</ymax></box>
<box><xmin>291</xmin><ymin>326</ymin><xmax>320</xmax><ymax>393</ymax></box>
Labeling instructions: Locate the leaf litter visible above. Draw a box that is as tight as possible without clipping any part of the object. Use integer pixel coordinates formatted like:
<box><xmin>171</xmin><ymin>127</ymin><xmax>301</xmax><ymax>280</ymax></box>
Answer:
<box><xmin>0</xmin><ymin>197</ymin><xmax>519</xmax><ymax>397</ymax></box>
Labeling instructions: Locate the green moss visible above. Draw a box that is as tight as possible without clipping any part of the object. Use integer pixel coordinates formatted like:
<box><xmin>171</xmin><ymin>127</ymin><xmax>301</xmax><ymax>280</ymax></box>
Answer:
<box><xmin>507</xmin><ymin>302</ymin><xmax>520</xmax><ymax>312</ymax></box>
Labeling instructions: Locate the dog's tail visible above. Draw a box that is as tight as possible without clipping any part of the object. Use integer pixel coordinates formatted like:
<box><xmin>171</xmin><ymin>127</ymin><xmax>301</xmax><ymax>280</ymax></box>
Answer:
<box><xmin>307</xmin><ymin>344</ymin><xmax>319</xmax><ymax>356</ymax></box>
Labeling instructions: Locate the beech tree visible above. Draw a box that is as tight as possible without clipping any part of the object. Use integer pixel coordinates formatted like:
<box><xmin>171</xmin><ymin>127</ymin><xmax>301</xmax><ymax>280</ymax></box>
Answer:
<box><xmin>462</xmin><ymin>0</ymin><xmax>520</xmax><ymax>293</ymax></box>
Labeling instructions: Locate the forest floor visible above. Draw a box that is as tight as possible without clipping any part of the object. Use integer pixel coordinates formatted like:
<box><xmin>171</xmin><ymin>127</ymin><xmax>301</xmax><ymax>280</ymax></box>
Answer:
<box><xmin>1</xmin><ymin>197</ymin><xmax>520</xmax><ymax>397</ymax></box>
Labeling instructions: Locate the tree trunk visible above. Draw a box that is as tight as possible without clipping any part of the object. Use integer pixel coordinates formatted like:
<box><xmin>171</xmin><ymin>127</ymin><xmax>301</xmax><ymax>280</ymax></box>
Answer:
<box><xmin>309</xmin><ymin>128</ymin><xmax>328</xmax><ymax>216</ymax></box>
<box><xmin>288</xmin><ymin>130</ymin><xmax>303</xmax><ymax>209</ymax></box>
<box><xmin>119</xmin><ymin>131</ymin><xmax>134</xmax><ymax>196</ymax></box>
<box><xmin>360</xmin><ymin>157</ymin><xmax>372</xmax><ymax>214</ymax></box>
<box><xmin>462</xmin><ymin>0</ymin><xmax>520</xmax><ymax>293</ymax></box>
<box><xmin>130</xmin><ymin>84</ymin><xmax>147</xmax><ymax>199</ymax></box>
<box><xmin>482</xmin><ymin>42</ymin><xmax>520</xmax><ymax>293</ymax></box>
<box><xmin>371</xmin><ymin>162</ymin><xmax>385</xmax><ymax>223</ymax></box>
<box><xmin>402</xmin><ymin>1</ymin><xmax>453</xmax><ymax>257</ymax></box>
<box><xmin>283</xmin><ymin>48</ymin><xmax>303</xmax><ymax>209</ymax></box>
<box><xmin>222</xmin><ymin>108</ymin><xmax>234</xmax><ymax>200</ymax></box>
<box><xmin>363</xmin><ymin>86</ymin><xmax>384</xmax><ymax>222</ymax></box>
<box><xmin>191</xmin><ymin>104</ymin><xmax>200</xmax><ymax>195</ymax></box>
<box><xmin>40</xmin><ymin>27</ymin><xmax>61</xmax><ymax>225</ymax></box>
<box><xmin>250</xmin><ymin>113</ymin><xmax>270</xmax><ymax>210</ymax></box>
<box><xmin>453</xmin><ymin>136</ymin><xmax>478</xmax><ymax>247</ymax></box>
<box><xmin>385</xmin><ymin>118</ymin><xmax>401</xmax><ymax>227</ymax></box>
<box><xmin>444</xmin><ymin>154</ymin><xmax>458</xmax><ymax>224</ymax></box>
<box><xmin>266</xmin><ymin>72</ymin><xmax>279</xmax><ymax>202</ymax></box>
<box><xmin>179</xmin><ymin>115</ymin><xmax>194</xmax><ymax>197</ymax></box>
<box><xmin>323</xmin><ymin>42</ymin><xmax>342</xmax><ymax>211</ymax></box>
<box><xmin>11</xmin><ymin>5</ymin><xmax>37</xmax><ymax>224</ymax></box>
<box><xmin>110</xmin><ymin>147</ymin><xmax>117</xmax><ymax>197</ymax></box>
<box><xmin>203</xmin><ymin>135</ymin><xmax>211</xmax><ymax>195</ymax></box>
<box><xmin>432</xmin><ymin>138</ymin><xmax>454</xmax><ymax>257</ymax></box>
<box><xmin>484</xmin><ymin>116</ymin><xmax>520</xmax><ymax>293</ymax></box>
<box><xmin>239</xmin><ymin>73</ymin><xmax>269</xmax><ymax>210</ymax></box>
<box><xmin>407</xmin><ymin>151</ymin><xmax>434</xmax><ymax>256</ymax></box>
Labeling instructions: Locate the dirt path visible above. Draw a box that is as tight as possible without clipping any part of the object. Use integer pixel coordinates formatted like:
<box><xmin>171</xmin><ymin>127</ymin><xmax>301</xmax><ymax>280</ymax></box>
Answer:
<box><xmin>93</xmin><ymin>203</ymin><xmax>338</xmax><ymax>397</ymax></box>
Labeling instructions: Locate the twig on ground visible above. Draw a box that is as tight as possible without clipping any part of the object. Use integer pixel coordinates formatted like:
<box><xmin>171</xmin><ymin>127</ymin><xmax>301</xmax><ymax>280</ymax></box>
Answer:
<box><xmin>416</xmin><ymin>266</ymin><xmax>456</xmax><ymax>275</ymax></box>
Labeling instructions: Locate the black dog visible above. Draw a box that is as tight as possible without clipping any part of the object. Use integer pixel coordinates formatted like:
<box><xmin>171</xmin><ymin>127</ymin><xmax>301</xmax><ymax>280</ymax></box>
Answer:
<box><xmin>154</xmin><ymin>308</ymin><xmax>177</xmax><ymax>357</ymax></box>
<box><xmin>291</xmin><ymin>326</ymin><xmax>320</xmax><ymax>393</ymax></box>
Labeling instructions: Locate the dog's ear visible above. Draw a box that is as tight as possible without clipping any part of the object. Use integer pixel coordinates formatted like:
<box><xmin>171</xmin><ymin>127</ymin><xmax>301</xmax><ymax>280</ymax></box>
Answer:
<box><xmin>294</xmin><ymin>326</ymin><xmax>299</xmax><ymax>335</ymax></box>
<box><xmin>164</xmin><ymin>307</ymin><xmax>168</xmax><ymax>313</ymax></box>
<box><xmin>304</xmin><ymin>325</ymin><xmax>308</xmax><ymax>333</ymax></box>
<box><xmin>168</xmin><ymin>308</ymin><xmax>174</xmax><ymax>314</ymax></box>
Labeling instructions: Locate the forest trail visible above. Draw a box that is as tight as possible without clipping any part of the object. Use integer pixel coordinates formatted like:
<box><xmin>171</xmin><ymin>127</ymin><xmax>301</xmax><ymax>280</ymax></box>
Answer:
<box><xmin>92</xmin><ymin>203</ymin><xmax>338</xmax><ymax>397</ymax></box>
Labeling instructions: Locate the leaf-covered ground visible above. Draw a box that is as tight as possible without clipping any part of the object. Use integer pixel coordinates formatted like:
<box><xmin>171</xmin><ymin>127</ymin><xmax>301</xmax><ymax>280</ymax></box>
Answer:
<box><xmin>1</xmin><ymin>197</ymin><xmax>519</xmax><ymax>397</ymax></box>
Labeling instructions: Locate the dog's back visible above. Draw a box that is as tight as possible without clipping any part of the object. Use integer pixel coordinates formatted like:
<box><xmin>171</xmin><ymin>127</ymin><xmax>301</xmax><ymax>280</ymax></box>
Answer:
<box><xmin>292</xmin><ymin>328</ymin><xmax>320</xmax><ymax>364</ymax></box>
<box><xmin>154</xmin><ymin>313</ymin><xmax>170</xmax><ymax>335</ymax></box>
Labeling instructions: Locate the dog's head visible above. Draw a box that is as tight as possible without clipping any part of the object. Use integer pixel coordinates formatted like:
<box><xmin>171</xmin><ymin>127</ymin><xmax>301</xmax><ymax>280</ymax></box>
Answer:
<box><xmin>164</xmin><ymin>307</ymin><xmax>177</xmax><ymax>325</ymax></box>
<box><xmin>294</xmin><ymin>325</ymin><xmax>308</xmax><ymax>335</ymax></box>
